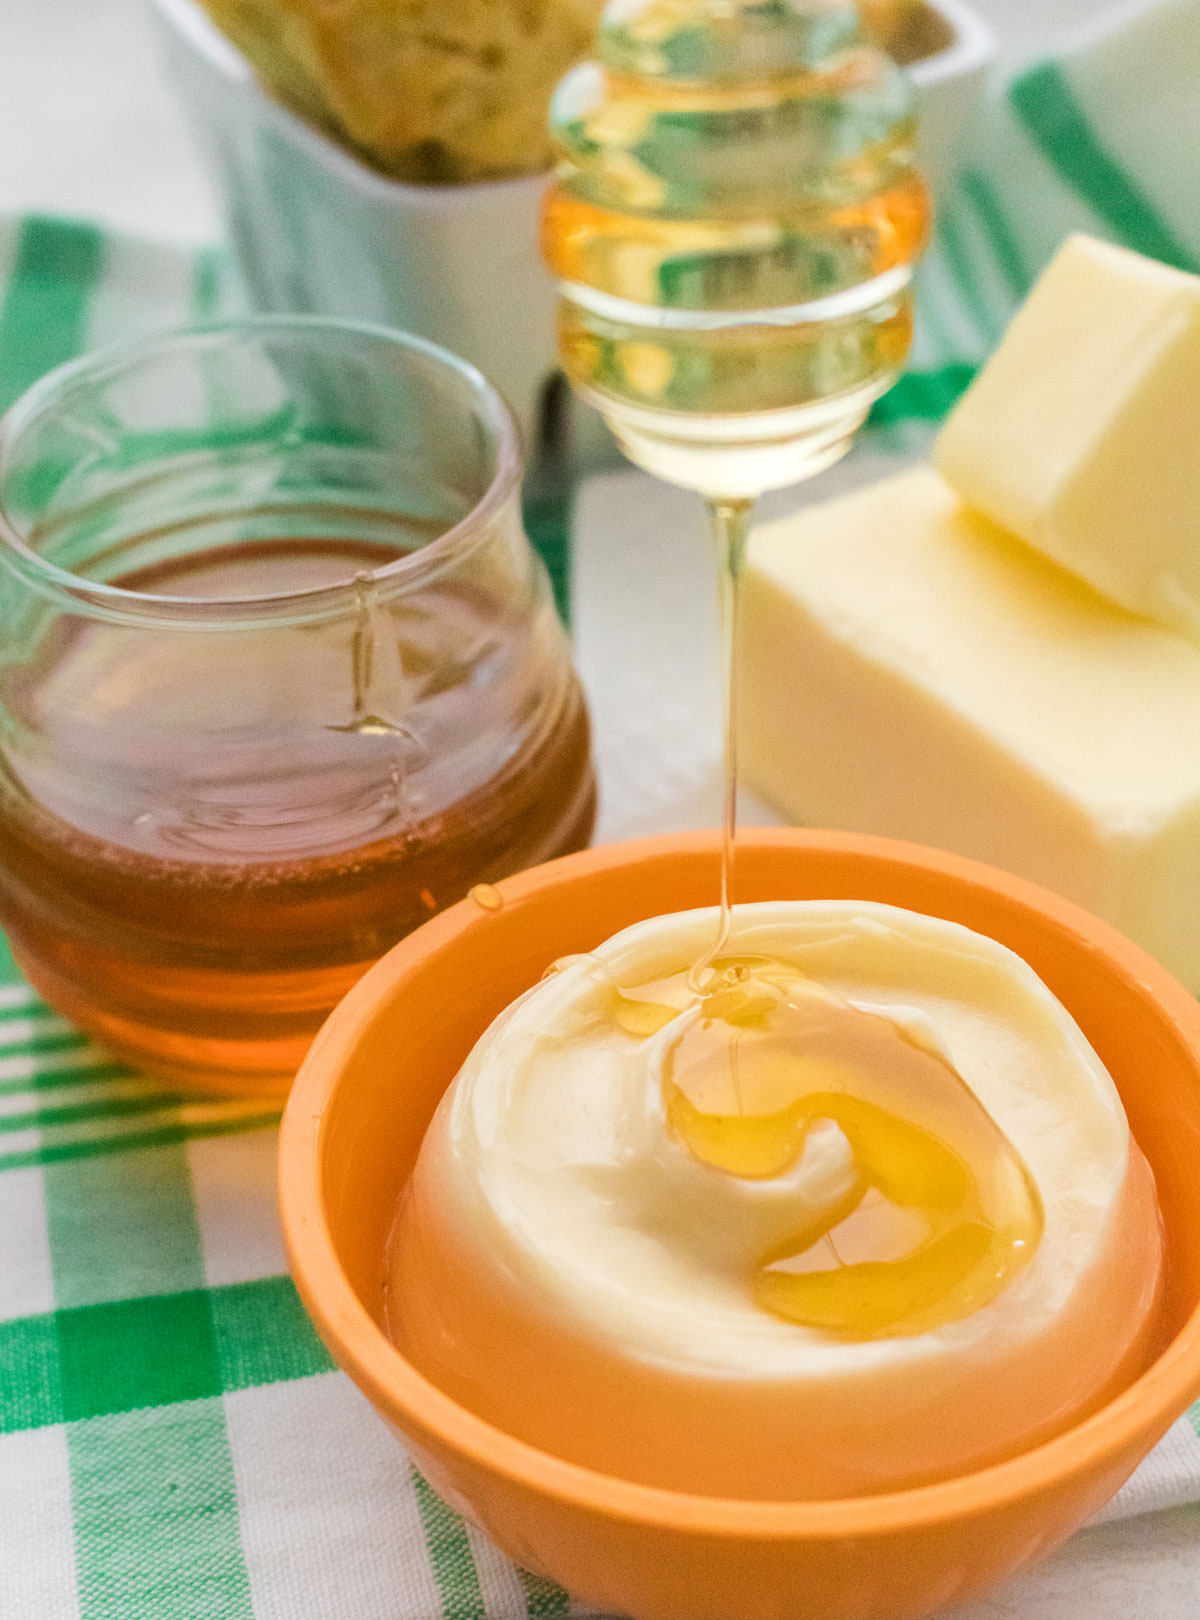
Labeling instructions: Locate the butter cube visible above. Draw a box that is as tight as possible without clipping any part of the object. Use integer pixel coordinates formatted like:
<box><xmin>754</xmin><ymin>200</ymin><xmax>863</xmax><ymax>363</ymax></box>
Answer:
<box><xmin>742</xmin><ymin>466</ymin><xmax>1200</xmax><ymax>986</ymax></box>
<box><xmin>934</xmin><ymin>235</ymin><xmax>1200</xmax><ymax>635</ymax></box>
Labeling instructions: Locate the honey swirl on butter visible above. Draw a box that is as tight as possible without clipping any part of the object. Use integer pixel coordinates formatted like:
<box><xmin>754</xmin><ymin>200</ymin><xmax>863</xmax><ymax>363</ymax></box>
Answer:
<box><xmin>613</xmin><ymin>956</ymin><xmax>1044</xmax><ymax>1340</ymax></box>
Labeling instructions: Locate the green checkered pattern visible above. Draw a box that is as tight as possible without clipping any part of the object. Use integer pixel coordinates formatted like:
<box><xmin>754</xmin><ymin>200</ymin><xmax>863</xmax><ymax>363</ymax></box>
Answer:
<box><xmin>5</xmin><ymin>4</ymin><xmax>1200</xmax><ymax>1612</ymax></box>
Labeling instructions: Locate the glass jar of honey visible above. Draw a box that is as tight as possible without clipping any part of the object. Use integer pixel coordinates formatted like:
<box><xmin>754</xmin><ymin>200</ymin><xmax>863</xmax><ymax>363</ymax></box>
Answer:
<box><xmin>0</xmin><ymin>319</ymin><xmax>595</xmax><ymax>1095</ymax></box>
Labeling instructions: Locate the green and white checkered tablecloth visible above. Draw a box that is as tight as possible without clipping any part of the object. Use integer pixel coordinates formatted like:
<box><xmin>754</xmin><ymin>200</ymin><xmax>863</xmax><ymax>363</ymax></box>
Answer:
<box><xmin>4</xmin><ymin>2</ymin><xmax>1200</xmax><ymax>1615</ymax></box>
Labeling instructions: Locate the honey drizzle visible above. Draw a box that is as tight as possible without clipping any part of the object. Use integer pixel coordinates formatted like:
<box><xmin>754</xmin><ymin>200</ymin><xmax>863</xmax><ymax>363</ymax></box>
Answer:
<box><xmin>611</xmin><ymin>957</ymin><xmax>1044</xmax><ymax>1340</ymax></box>
<box><xmin>687</xmin><ymin>499</ymin><xmax>751</xmax><ymax>996</ymax></box>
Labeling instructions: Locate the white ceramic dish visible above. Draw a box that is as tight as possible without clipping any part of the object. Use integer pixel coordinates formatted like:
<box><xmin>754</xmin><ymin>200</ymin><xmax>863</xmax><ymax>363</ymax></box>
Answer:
<box><xmin>909</xmin><ymin>0</ymin><xmax>998</xmax><ymax>195</ymax></box>
<box><xmin>151</xmin><ymin>0</ymin><xmax>995</xmax><ymax>444</ymax></box>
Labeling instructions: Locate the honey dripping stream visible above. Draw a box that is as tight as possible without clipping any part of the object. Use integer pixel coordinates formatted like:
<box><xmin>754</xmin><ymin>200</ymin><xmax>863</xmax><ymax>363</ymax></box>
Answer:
<box><xmin>329</xmin><ymin>574</ymin><xmax>416</xmax><ymax>739</ymax></box>
<box><xmin>687</xmin><ymin>497</ymin><xmax>751</xmax><ymax>995</ymax></box>
<box><xmin>325</xmin><ymin>571</ymin><xmax>423</xmax><ymax>824</ymax></box>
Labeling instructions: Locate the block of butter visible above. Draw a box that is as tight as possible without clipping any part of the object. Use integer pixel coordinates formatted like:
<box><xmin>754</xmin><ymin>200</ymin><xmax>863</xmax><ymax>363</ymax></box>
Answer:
<box><xmin>934</xmin><ymin>234</ymin><xmax>1200</xmax><ymax>636</ymax></box>
<box><xmin>741</xmin><ymin>465</ymin><xmax>1200</xmax><ymax>987</ymax></box>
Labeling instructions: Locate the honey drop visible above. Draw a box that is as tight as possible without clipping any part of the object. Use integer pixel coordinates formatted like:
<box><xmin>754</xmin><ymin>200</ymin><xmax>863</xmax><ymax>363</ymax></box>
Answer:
<box><xmin>613</xmin><ymin>990</ymin><xmax>680</xmax><ymax>1038</ymax></box>
<box><xmin>540</xmin><ymin>954</ymin><xmax>685</xmax><ymax>1033</ymax></box>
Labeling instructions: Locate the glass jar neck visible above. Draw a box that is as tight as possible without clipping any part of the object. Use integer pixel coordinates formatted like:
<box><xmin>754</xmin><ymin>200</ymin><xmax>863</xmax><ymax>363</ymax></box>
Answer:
<box><xmin>0</xmin><ymin>317</ymin><xmax>524</xmax><ymax>630</ymax></box>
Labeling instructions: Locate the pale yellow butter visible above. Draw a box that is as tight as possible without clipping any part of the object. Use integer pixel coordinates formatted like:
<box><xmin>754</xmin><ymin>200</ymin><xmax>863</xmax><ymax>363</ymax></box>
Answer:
<box><xmin>741</xmin><ymin>465</ymin><xmax>1200</xmax><ymax>986</ymax></box>
<box><xmin>934</xmin><ymin>234</ymin><xmax>1200</xmax><ymax>635</ymax></box>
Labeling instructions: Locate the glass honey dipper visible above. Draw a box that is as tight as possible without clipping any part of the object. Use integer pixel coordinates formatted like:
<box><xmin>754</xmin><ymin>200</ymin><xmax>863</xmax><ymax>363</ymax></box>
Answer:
<box><xmin>541</xmin><ymin>0</ymin><xmax>931</xmax><ymax>975</ymax></box>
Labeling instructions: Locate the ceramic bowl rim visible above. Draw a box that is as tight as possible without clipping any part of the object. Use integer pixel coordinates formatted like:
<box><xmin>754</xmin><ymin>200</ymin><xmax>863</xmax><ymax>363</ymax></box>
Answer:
<box><xmin>280</xmin><ymin>827</ymin><xmax>1200</xmax><ymax>1541</ymax></box>
<box><xmin>908</xmin><ymin>0</ymin><xmax>996</xmax><ymax>89</ymax></box>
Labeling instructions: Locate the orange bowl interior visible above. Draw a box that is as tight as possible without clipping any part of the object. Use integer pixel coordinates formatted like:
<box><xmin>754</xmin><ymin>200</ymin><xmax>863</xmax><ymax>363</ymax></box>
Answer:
<box><xmin>281</xmin><ymin>829</ymin><xmax>1200</xmax><ymax>1572</ymax></box>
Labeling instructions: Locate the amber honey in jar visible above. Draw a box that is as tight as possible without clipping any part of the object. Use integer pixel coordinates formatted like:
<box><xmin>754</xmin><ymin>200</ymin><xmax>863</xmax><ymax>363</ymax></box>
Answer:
<box><xmin>0</xmin><ymin>320</ymin><xmax>595</xmax><ymax>1095</ymax></box>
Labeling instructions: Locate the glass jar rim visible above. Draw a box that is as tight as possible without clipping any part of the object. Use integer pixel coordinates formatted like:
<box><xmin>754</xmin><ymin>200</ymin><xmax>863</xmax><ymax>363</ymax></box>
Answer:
<box><xmin>0</xmin><ymin>315</ymin><xmax>523</xmax><ymax>629</ymax></box>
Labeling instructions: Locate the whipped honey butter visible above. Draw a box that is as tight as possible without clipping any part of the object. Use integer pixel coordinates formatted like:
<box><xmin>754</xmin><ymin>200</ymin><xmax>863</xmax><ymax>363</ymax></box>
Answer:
<box><xmin>387</xmin><ymin>902</ymin><xmax>1163</xmax><ymax>1500</ymax></box>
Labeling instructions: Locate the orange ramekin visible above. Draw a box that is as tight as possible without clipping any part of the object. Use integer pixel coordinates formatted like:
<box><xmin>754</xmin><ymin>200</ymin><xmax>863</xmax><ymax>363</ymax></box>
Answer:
<box><xmin>280</xmin><ymin>829</ymin><xmax>1200</xmax><ymax>1620</ymax></box>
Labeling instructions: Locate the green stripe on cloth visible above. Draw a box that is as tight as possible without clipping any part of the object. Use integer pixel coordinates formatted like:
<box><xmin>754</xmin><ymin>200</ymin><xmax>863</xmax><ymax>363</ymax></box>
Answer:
<box><xmin>0</xmin><ymin>1056</ymin><xmax>124</xmax><ymax>1100</ymax></box>
<box><xmin>959</xmin><ymin>171</ymin><xmax>1034</xmax><ymax>302</ymax></box>
<box><xmin>524</xmin><ymin>486</ymin><xmax>573</xmax><ymax>626</ymax></box>
<box><xmin>0</xmin><ymin>1001</ymin><xmax>61</xmax><ymax>1025</ymax></box>
<box><xmin>0</xmin><ymin>1109</ymin><xmax>282</xmax><ymax>1173</ymax></box>
<box><xmin>210</xmin><ymin>1274</ymin><xmax>336</xmax><ymax>1390</ymax></box>
<box><xmin>4</xmin><ymin>1088</ymin><xmax>185</xmax><ymax>1137</ymax></box>
<box><xmin>0</xmin><ymin>216</ymin><xmax>105</xmax><ymax>413</ymax></box>
<box><xmin>192</xmin><ymin>245</ymin><xmax>223</xmax><ymax>320</ymax></box>
<box><xmin>1010</xmin><ymin>62</ymin><xmax>1200</xmax><ymax>275</ymax></box>
<box><xmin>413</xmin><ymin>1468</ymin><xmax>489</xmax><ymax>1620</ymax></box>
<box><xmin>58</xmin><ymin>1290</ymin><xmax>223</xmax><ymax>1421</ymax></box>
<box><xmin>517</xmin><ymin>1569</ymin><xmax>572</xmax><ymax>1617</ymax></box>
<box><xmin>44</xmin><ymin>1129</ymin><xmax>258</xmax><ymax>1613</ymax></box>
<box><xmin>0</xmin><ymin>1275</ymin><xmax>334</xmax><ymax>1436</ymax></box>
<box><xmin>45</xmin><ymin>1142</ymin><xmax>208</xmax><ymax>1307</ymax></box>
<box><xmin>1</xmin><ymin>1028</ymin><xmax>88</xmax><ymax>1059</ymax></box>
<box><xmin>870</xmin><ymin>364</ymin><xmax>977</xmax><ymax>426</ymax></box>
<box><xmin>937</xmin><ymin>210</ymin><xmax>1002</xmax><ymax>348</ymax></box>
<box><xmin>68</xmin><ymin>1401</ymin><xmax>255</xmax><ymax>1620</ymax></box>
<box><xmin>0</xmin><ymin>1313</ymin><xmax>62</xmax><ymax>1433</ymax></box>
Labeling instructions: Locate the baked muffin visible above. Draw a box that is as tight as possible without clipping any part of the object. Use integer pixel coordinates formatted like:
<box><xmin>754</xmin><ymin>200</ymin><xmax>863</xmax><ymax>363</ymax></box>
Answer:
<box><xmin>198</xmin><ymin>0</ymin><xmax>606</xmax><ymax>182</ymax></box>
<box><xmin>860</xmin><ymin>0</ymin><xmax>952</xmax><ymax>65</ymax></box>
